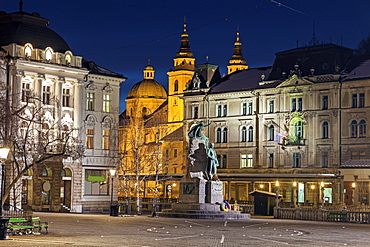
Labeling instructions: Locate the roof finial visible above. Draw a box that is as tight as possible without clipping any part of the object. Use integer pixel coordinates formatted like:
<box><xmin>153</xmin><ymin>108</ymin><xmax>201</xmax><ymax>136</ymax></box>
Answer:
<box><xmin>19</xmin><ymin>0</ymin><xmax>23</xmax><ymax>11</ymax></box>
<box><xmin>183</xmin><ymin>16</ymin><xmax>187</xmax><ymax>33</ymax></box>
<box><xmin>147</xmin><ymin>59</ymin><xmax>151</xmax><ymax>65</ymax></box>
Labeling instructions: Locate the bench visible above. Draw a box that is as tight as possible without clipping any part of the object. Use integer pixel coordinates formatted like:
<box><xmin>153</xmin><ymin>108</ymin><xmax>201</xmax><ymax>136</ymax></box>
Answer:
<box><xmin>327</xmin><ymin>212</ymin><xmax>348</xmax><ymax>222</ymax></box>
<box><xmin>6</xmin><ymin>217</ymin><xmax>49</xmax><ymax>235</ymax></box>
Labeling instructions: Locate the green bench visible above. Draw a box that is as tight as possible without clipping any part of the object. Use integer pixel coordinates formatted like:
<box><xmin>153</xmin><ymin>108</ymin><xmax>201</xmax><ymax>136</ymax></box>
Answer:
<box><xmin>327</xmin><ymin>212</ymin><xmax>348</xmax><ymax>222</ymax></box>
<box><xmin>7</xmin><ymin>217</ymin><xmax>48</xmax><ymax>235</ymax></box>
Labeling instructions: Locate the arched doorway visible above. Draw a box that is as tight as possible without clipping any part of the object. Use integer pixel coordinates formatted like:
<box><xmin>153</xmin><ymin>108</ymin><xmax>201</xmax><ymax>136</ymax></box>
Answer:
<box><xmin>60</xmin><ymin>168</ymin><xmax>72</xmax><ymax>211</ymax></box>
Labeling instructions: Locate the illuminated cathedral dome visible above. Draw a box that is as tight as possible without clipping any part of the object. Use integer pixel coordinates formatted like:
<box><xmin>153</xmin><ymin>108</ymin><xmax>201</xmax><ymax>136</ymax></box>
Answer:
<box><xmin>127</xmin><ymin>63</ymin><xmax>167</xmax><ymax>99</ymax></box>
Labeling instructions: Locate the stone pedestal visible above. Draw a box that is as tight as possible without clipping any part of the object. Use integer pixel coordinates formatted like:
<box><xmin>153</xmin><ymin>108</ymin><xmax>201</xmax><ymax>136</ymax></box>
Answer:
<box><xmin>206</xmin><ymin>181</ymin><xmax>223</xmax><ymax>203</ymax></box>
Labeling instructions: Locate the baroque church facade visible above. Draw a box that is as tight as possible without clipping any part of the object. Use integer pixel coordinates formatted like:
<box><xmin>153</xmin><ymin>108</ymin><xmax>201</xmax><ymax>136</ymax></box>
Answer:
<box><xmin>0</xmin><ymin>6</ymin><xmax>125</xmax><ymax>213</ymax></box>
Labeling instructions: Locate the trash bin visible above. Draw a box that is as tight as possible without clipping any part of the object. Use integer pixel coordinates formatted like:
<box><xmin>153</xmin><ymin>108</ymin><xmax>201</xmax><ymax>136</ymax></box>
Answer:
<box><xmin>0</xmin><ymin>217</ymin><xmax>9</xmax><ymax>240</ymax></box>
<box><xmin>110</xmin><ymin>205</ymin><xmax>119</xmax><ymax>216</ymax></box>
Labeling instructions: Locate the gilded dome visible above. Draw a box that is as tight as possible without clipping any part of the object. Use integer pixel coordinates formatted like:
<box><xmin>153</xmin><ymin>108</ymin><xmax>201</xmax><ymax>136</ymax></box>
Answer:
<box><xmin>127</xmin><ymin>79</ymin><xmax>167</xmax><ymax>99</ymax></box>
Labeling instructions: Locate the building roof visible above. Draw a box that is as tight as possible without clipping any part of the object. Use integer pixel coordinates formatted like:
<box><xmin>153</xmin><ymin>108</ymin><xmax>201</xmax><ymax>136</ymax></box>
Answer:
<box><xmin>127</xmin><ymin>79</ymin><xmax>167</xmax><ymax>99</ymax></box>
<box><xmin>83</xmin><ymin>60</ymin><xmax>126</xmax><ymax>79</ymax></box>
<box><xmin>342</xmin><ymin>54</ymin><xmax>370</xmax><ymax>81</ymax></box>
<box><xmin>209</xmin><ymin>66</ymin><xmax>271</xmax><ymax>94</ymax></box>
<box><xmin>341</xmin><ymin>159</ymin><xmax>370</xmax><ymax>168</ymax></box>
<box><xmin>0</xmin><ymin>11</ymin><xmax>70</xmax><ymax>53</ymax></box>
<box><xmin>268</xmin><ymin>44</ymin><xmax>353</xmax><ymax>80</ymax></box>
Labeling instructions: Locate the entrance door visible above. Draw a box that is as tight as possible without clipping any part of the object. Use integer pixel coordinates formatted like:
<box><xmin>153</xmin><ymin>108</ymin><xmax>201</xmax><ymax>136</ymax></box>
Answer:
<box><xmin>254</xmin><ymin>196</ymin><xmax>268</xmax><ymax>215</ymax></box>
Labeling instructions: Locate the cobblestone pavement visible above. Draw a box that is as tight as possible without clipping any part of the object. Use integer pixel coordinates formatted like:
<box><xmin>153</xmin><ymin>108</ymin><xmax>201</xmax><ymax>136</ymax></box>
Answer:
<box><xmin>0</xmin><ymin>212</ymin><xmax>369</xmax><ymax>246</ymax></box>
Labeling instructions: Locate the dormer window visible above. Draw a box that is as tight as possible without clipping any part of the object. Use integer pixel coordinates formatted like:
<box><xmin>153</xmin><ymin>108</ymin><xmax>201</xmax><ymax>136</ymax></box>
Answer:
<box><xmin>65</xmin><ymin>54</ymin><xmax>71</xmax><ymax>65</ymax></box>
<box><xmin>24</xmin><ymin>43</ymin><xmax>33</xmax><ymax>58</ymax></box>
<box><xmin>45</xmin><ymin>47</ymin><xmax>53</xmax><ymax>61</ymax></box>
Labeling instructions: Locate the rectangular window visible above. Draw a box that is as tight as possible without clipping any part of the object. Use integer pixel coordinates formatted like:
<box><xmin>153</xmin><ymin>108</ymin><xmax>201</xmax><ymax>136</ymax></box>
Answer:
<box><xmin>87</xmin><ymin>92</ymin><xmax>95</xmax><ymax>111</ymax></box>
<box><xmin>216</xmin><ymin>105</ymin><xmax>222</xmax><ymax>117</ymax></box>
<box><xmin>291</xmin><ymin>98</ymin><xmax>296</xmax><ymax>111</ymax></box>
<box><xmin>242</xmin><ymin>103</ymin><xmax>247</xmax><ymax>115</ymax></box>
<box><xmin>102</xmin><ymin>130</ymin><xmax>110</xmax><ymax>150</ymax></box>
<box><xmin>298</xmin><ymin>97</ymin><xmax>302</xmax><ymax>111</ymax></box>
<box><xmin>42</xmin><ymin>85</ymin><xmax>51</xmax><ymax>105</ymax></box>
<box><xmin>62</xmin><ymin>88</ymin><xmax>71</xmax><ymax>107</ymax></box>
<box><xmin>240</xmin><ymin>154</ymin><xmax>247</xmax><ymax>168</ymax></box>
<box><xmin>222</xmin><ymin>104</ymin><xmax>227</xmax><ymax>117</ymax></box>
<box><xmin>268</xmin><ymin>153</ymin><xmax>274</xmax><ymax>168</ymax></box>
<box><xmin>360</xmin><ymin>151</ymin><xmax>367</xmax><ymax>160</ymax></box>
<box><xmin>86</xmin><ymin>129</ymin><xmax>94</xmax><ymax>149</ymax></box>
<box><xmin>248</xmin><ymin>102</ymin><xmax>253</xmax><ymax>115</ymax></box>
<box><xmin>22</xmin><ymin>82</ymin><xmax>31</xmax><ymax>102</ymax></box>
<box><xmin>351</xmin><ymin>151</ymin><xmax>358</xmax><ymax>159</ymax></box>
<box><xmin>359</xmin><ymin>93</ymin><xmax>365</xmax><ymax>107</ymax></box>
<box><xmin>84</xmin><ymin>169</ymin><xmax>108</xmax><ymax>195</ymax></box>
<box><xmin>352</xmin><ymin>94</ymin><xmax>358</xmax><ymax>108</ymax></box>
<box><xmin>193</xmin><ymin>106</ymin><xmax>199</xmax><ymax>119</ymax></box>
<box><xmin>322</xmin><ymin>152</ymin><xmax>328</xmax><ymax>168</ymax></box>
<box><xmin>174</xmin><ymin>149</ymin><xmax>178</xmax><ymax>158</ymax></box>
<box><xmin>292</xmin><ymin>153</ymin><xmax>301</xmax><ymax>168</ymax></box>
<box><xmin>222</xmin><ymin>154</ymin><xmax>227</xmax><ymax>169</ymax></box>
<box><xmin>322</xmin><ymin>95</ymin><xmax>328</xmax><ymax>110</ymax></box>
<box><xmin>247</xmin><ymin>154</ymin><xmax>253</xmax><ymax>168</ymax></box>
<box><xmin>268</xmin><ymin>100</ymin><xmax>274</xmax><ymax>113</ymax></box>
<box><xmin>103</xmin><ymin>94</ymin><xmax>111</xmax><ymax>112</ymax></box>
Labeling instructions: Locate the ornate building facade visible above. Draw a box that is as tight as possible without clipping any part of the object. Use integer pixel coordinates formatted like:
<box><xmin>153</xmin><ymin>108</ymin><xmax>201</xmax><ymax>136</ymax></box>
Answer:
<box><xmin>0</xmin><ymin>8</ymin><xmax>125</xmax><ymax>213</ymax></box>
<box><xmin>183</xmin><ymin>41</ymin><xmax>370</xmax><ymax>207</ymax></box>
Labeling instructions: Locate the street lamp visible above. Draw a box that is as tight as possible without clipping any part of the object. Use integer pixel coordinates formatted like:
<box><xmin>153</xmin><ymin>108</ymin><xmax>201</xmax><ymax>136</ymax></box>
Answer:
<box><xmin>109</xmin><ymin>169</ymin><xmax>116</xmax><ymax>216</ymax></box>
<box><xmin>0</xmin><ymin>147</ymin><xmax>10</xmax><ymax>240</ymax></box>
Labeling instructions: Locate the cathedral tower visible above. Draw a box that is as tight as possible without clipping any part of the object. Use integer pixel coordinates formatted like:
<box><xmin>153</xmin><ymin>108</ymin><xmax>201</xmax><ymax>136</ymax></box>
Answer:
<box><xmin>167</xmin><ymin>21</ymin><xmax>195</xmax><ymax>124</ymax></box>
<box><xmin>227</xmin><ymin>30</ymin><xmax>248</xmax><ymax>74</ymax></box>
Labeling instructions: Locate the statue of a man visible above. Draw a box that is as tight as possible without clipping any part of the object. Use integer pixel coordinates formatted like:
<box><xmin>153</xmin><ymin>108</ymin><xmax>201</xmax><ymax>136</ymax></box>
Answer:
<box><xmin>207</xmin><ymin>143</ymin><xmax>219</xmax><ymax>180</ymax></box>
<box><xmin>188</xmin><ymin>121</ymin><xmax>210</xmax><ymax>139</ymax></box>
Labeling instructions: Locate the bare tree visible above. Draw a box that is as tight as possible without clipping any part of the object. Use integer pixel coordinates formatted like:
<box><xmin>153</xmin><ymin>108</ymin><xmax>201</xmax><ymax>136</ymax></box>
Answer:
<box><xmin>119</xmin><ymin>103</ymin><xmax>183</xmax><ymax>216</ymax></box>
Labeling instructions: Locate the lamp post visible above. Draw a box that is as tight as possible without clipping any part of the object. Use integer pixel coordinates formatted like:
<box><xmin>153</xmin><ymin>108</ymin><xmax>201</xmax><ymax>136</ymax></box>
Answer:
<box><xmin>109</xmin><ymin>169</ymin><xmax>116</xmax><ymax>216</ymax></box>
<box><xmin>0</xmin><ymin>147</ymin><xmax>10</xmax><ymax>240</ymax></box>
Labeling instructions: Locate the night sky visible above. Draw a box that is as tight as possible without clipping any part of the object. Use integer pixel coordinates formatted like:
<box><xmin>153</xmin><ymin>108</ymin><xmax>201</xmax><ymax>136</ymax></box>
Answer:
<box><xmin>2</xmin><ymin>0</ymin><xmax>370</xmax><ymax>113</ymax></box>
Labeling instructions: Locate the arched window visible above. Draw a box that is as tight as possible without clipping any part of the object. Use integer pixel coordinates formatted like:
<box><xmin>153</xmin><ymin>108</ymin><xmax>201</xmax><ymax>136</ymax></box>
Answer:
<box><xmin>24</xmin><ymin>43</ymin><xmax>33</xmax><ymax>58</ymax></box>
<box><xmin>294</xmin><ymin>121</ymin><xmax>303</xmax><ymax>138</ymax></box>
<box><xmin>216</xmin><ymin>128</ymin><xmax>221</xmax><ymax>143</ymax></box>
<box><xmin>322</xmin><ymin>121</ymin><xmax>329</xmax><ymax>139</ymax></box>
<box><xmin>45</xmin><ymin>47</ymin><xmax>53</xmax><ymax>61</ymax></box>
<box><xmin>222</xmin><ymin>128</ymin><xmax>228</xmax><ymax>143</ymax></box>
<box><xmin>268</xmin><ymin>125</ymin><xmax>274</xmax><ymax>141</ymax></box>
<box><xmin>248</xmin><ymin>126</ymin><xmax>253</xmax><ymax>142</ymax></box>
<box><xmin>359</xmin><ymin>119</ymin><xmax>366</xmax><ymax>138</ymax></box>
<box><xmin>351</xmin><ymin>120</ymin><xmax>358</xmax><ymax>138</ymax></box>
<box><xmin>174</xmin><ymin>80</ymin><xmax>179</xmax><ymax>92</ymax></box>
<box><xmin>241</xmin><ymin>126</ymin><xmax>247</xmax><ymax>142</ymax></box>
